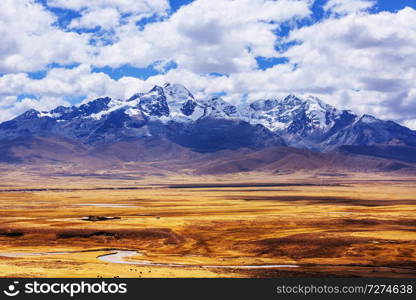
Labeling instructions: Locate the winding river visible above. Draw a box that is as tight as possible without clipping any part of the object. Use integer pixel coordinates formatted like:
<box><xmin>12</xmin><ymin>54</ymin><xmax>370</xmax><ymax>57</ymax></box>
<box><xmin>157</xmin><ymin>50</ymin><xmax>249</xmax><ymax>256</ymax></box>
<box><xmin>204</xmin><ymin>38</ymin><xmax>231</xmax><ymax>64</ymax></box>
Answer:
<box><xmin>97</xmin><ymin>250</ymin><xmax>300</xmax><ymax>269</ymax></box>
<box><xmin>2</xmin><ymin>249</ymin><xmax>416</xmax><ymax>275</ymax></box>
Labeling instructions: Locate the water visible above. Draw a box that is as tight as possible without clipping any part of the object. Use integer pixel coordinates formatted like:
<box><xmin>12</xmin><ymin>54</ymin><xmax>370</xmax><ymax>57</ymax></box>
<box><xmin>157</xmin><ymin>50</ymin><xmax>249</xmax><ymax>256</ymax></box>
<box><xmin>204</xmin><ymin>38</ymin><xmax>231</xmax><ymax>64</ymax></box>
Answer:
<box><xmin>97</xmin><ymin>250</ymin><xmax>300</xmax><ymax>269</ymax></box>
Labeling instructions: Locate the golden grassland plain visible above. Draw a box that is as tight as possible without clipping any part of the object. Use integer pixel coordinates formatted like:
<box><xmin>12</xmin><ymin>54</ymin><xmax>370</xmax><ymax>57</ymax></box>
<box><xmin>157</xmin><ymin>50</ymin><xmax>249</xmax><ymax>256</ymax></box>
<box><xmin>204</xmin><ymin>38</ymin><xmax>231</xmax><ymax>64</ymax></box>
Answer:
<box><xmin>0</xmin><ymin>168</ymin><xmax>416</xmax><ymax>278</ymax></box>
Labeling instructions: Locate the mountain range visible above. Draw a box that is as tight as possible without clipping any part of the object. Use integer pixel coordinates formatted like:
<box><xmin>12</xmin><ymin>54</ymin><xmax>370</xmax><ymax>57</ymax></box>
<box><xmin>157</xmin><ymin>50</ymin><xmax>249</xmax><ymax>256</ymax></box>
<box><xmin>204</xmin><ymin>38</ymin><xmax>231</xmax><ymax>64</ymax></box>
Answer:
<box><xmin>1</xmin><ymin>83</ymin><xmax>415</xmax><ymax>174</ymax></box>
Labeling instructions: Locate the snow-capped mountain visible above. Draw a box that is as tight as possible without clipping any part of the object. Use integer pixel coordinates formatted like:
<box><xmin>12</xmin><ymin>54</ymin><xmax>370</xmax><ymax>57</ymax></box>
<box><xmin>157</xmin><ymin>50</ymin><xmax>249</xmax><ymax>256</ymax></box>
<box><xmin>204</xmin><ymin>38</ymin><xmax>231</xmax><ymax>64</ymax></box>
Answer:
<box><xmin>238</xmin><ymin>95</ymin><xmax>359</xmax><ymax>150</ymax></box>
<box><xmin>0</xmin><ymin>83</ymin><xmax>285</xmax><ymax>151</ymax></box>
<box><xmin>238</xmin><ymin>94</ymin><xmax>416</xmax><ymax>151</ymax></box>
<box><xmin>323</xmin><ymin>114</ymin><xmax>416</xmax><ymax>149</ymax></box>
<box><xmin>242</xmin><ymin>95</ymin><xmax>345</xmax><ymax>133</ymax></box>
<box><xmin>162</xmin><ymin>83</ymin><xmax>205</xmax><ymax>121</ymax></box>
<box><xmin>200</xmin><ymin>96</ymin><xmax>239</xmax><ymax>120</ymax></box>
<box><xmin>0</xmin><ymin>83</ymin><xmax>415</xmax><ymax>154</ymax></box>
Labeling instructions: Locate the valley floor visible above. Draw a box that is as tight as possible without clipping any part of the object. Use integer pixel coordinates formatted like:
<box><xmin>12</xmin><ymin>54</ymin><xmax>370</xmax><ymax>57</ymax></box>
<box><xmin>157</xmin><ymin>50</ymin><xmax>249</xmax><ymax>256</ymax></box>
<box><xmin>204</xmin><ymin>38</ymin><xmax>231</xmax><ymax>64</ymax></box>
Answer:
<box><xmin>0</xmin><ymin>168</ymin><xmax>416</xmax><ymax>278</ymax></box>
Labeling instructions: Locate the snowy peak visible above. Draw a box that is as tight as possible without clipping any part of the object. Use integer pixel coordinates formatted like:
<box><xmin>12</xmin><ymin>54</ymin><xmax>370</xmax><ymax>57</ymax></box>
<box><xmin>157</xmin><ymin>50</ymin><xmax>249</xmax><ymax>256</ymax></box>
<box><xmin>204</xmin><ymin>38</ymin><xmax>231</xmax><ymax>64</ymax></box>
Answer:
<box><xmin>200</xmin><ymin>96</ymin><xmax>238</xmax><ymax>119</ymax></box>
<box><xmin>127</xmin><ymin>92</ymin><xmax>145</xmax><ymax>102</ymax></box>
<box><xmin>159</xmin><ymin>83</ymin><xmax>204</xmax><ymax>120</ymax></box>
<box><xmin>359</xmin><ymin>114</ymin><xmax>379</xmax><ymax>124</ymax></box>
<box><xmin>139</xmin><ymin>85</ymin><xmax>170</xmax><ymax>118</ymax></box>
<box><xmin>17</xmin><ymin>109</ymin><xmax>41</xmax><ymax>120</ymax></box>
<box><xmin>35</xmin><ymin>97</ymin><xmax>115</xmax><ymax>121</ymax></box>
<box><xmin>163</xmin><ymin>83</ymin><xmax>194</xmax><ymax>101</ymax></box>
<box><xmin>241</xmin><ymin>94</ymin><xmax>343</xmax><ymax>134</ymax></box>
<box><xmin>149</xmin><ymin>85</ymin><xmax>165</xmax><ymax>95</ymax></box>
<box><xmin>281</xmin><ymin>94</ymin><xmax>303</xmax><ymax>107</ymax></box>
<box><xmin>249</xmin><ymin>99</ymin><xmax>279</xmax><ymax>111</ymax></box>
<box><xmin>237</xmin><ymin>94</ymin><xmax>363</xmax><ymax>150</ymax></box>
<box><xmin>2</xmin><ymin>83</ymin><xmax>416</xmax><ymax>152</ymax></box>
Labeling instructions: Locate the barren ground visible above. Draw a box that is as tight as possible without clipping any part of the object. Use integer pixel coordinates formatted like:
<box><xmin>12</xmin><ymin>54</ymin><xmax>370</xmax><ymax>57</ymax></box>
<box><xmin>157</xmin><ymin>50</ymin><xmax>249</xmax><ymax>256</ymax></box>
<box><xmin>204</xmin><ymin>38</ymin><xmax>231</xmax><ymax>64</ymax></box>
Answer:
<box><xmin>0</xmin><ymin>167</ymin><xmax>415</xmax><ymax>278</ymax></box>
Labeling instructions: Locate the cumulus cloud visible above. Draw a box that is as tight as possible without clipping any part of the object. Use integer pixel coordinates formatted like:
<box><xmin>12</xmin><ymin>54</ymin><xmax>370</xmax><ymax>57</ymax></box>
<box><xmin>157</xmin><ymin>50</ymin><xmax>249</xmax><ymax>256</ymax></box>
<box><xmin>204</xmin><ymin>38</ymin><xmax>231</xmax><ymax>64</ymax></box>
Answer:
<box><xmin>47</xmin><ymin>0</ymin><xmax>169</xmax><ymax>15</ymax></box>
<box><xmin>68</xmin><ymin>8</ymin><xmax>121</xmax><ymax>30</ymax></box>
<box><xmin>0</xmin><ymin>65</ymin><xmax>145</xmax><ymax>100</ymax></box>
<box><xmin>0</xmin><ymin>0</ymin><xmax>93</xmax><ymax>73</ymax></box>
<box><xmin>93</xmin><ymin>0</ymin><xmax>312</xmax><ymax>73</ymax></box>
<box><xmin>48</xmin><ymin>0</ymin><xmax>170</xmax><ymax>30</ymax></box>
<box><xmin>324</xmin><ymin>0</ymin><xmax>375</xmax><ymax>15</ymax></box>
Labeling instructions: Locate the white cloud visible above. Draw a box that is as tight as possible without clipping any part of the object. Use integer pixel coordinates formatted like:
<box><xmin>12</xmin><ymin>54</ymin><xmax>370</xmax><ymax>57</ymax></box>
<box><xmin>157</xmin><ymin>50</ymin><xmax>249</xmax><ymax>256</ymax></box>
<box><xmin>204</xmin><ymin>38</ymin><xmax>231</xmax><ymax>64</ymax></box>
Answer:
<box><xmin>0</xmin><ymin>65</ymin><xmax>145</xmax><ymax>100</ymax></box>
<box><xmin>69</xmin><ymin>8</ymin><xmax>121</xmax><ymax>30</ymax></box>
<box><xmin>324</xmin><ymin>0</ymin><xmax>375</xmax><ymax>15</ymax></box>
<box><xmin>0</xmin><ymin>0</ymin><xmax>93</xmax><ymax>73</ymax></box>
<box><xmin>48</xmin><ymin>0</ymin><xmax>170</xmax><ymax>30</ymax></box>
<box><xmin>47</xmin><ymin>0</ymin><xmax>169</xmax><ymax>15</ymax></box>
<box><xmin>93</xmin><ymin>0</ymin><xmax>312</xmax><ymax>73</ymax></box>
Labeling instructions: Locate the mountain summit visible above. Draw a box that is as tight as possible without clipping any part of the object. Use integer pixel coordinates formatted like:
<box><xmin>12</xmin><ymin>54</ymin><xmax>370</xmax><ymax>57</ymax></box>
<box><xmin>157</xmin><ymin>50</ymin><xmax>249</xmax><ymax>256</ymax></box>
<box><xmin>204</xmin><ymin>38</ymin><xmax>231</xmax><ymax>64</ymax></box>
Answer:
<box><xmin>0</xmin><ymin>83</ymin><xmax>415</xmax><ymax>165</ymax></box>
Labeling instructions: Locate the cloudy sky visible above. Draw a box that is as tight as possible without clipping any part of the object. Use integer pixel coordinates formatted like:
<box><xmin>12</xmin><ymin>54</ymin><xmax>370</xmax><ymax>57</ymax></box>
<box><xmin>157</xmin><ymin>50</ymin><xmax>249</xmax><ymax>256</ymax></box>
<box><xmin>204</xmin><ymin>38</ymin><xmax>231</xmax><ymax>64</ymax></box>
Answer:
<box><xmin>1</xmin><ymin>0</ymin><xmax>416</xmax><ymax>128</ymax></box>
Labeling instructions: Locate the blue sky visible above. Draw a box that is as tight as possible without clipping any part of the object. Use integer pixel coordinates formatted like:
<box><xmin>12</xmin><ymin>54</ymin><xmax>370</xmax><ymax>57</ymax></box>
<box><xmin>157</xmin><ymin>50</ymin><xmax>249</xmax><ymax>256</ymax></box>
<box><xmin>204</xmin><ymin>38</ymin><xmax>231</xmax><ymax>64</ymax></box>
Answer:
<box><xmin>0</xmin><ymin>0</ymin><xmax>416</xmax><ymax>129</ymax></box>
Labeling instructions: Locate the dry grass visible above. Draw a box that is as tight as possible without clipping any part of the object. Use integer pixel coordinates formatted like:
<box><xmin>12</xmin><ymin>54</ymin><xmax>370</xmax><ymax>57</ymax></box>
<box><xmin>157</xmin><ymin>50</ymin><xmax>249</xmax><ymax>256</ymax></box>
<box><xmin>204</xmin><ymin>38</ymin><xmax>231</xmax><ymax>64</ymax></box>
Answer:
<box><xmin>0</xmin><ymin>169</ymin><xmax>415</xmax><ymax>277</ymax></box>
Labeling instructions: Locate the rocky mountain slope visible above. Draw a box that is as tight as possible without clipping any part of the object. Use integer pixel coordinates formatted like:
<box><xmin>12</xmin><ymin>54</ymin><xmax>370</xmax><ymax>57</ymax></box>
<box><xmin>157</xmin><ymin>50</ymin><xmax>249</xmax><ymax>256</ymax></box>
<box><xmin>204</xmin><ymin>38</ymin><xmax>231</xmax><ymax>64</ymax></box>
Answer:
<box><xmin>0</xmin><ymin>83</ymin><xmax>415</xmax><ymax>173</ymax></box>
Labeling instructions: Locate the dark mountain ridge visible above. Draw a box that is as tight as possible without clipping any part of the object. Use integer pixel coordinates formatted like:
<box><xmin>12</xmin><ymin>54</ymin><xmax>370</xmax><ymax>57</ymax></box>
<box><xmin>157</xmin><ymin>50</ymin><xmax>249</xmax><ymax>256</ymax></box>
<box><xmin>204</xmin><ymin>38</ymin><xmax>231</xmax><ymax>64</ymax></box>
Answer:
<box><xmin>0</xmin><ymin>83</ymin><xmax>415</xmax><ymax>174</ymax></box>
